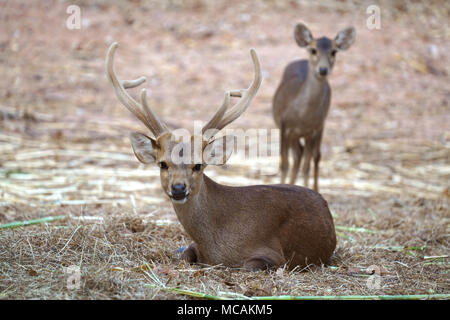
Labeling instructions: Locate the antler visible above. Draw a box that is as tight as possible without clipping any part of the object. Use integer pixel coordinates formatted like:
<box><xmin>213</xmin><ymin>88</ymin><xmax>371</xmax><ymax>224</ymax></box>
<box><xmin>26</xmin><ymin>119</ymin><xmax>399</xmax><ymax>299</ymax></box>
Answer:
<box><xmin>106</xmin><ymin>42</ymin><xmax>168</xmax><ymax>138</ymax></box>
<box><xmin>202</xmin><ymin>48</ymin><xmax>262</xmax><ymax>136</ymax></box>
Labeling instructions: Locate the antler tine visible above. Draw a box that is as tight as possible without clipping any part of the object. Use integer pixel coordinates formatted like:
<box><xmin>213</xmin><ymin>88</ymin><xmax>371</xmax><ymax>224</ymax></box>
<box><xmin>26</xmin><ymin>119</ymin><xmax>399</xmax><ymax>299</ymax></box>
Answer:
<box><xmin>121</xmin><ymin>76</ymin><xmax>146</xmax><ymax>89</ymax></box>
<box><xmin>201</xmin><ymin>91</ymin><xmax>231</xmax><ymax>136</ymax></box>
<box><xmin>106</xmin><ymin>42</ymin><xmax>168</xmax><ymax>138</ymax></box>
<box><xmin>215</xmin><ymin>49</ymin><xmax>262</xmax><ymax>132</ymax></box>
<box><xmin>140</xmin><ymin>88</ymin><xmax>168</xmax><ymax>134</ymax></box>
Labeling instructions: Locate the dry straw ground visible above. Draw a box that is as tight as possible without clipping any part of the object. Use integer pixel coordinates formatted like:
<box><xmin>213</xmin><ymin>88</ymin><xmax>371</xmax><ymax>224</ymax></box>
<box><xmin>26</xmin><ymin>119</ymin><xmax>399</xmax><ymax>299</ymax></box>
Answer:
<box><xmin>0</xmin><ymin>0</ymin><xmax>449</xmax><ymax>299</ymax></box>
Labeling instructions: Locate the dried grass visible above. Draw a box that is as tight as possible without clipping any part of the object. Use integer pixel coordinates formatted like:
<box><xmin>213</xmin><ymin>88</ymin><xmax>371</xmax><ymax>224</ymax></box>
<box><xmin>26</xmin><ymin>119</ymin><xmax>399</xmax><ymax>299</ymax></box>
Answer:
<box><xmin>0</xmin><ymin>197</ymin><xmax>448</xmax><ymax>299</ymax></box>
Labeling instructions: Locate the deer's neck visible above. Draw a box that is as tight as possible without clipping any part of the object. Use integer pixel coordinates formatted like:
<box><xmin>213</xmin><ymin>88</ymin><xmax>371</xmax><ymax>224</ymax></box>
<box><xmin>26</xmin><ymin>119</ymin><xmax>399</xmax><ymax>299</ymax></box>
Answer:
<box><xmin>171</xmin><ymin>174</ymin><xmax>229</xmax><ymax>244</ymax></box>
<box><xmin>300</xmin><ymin>62</ymin><xmax>327</xmax><ymax>104</ymax></box>
<box><xmin>288</xmin><ymin>62</ymin><xmax>330</xmax><ymax>128</ymax></box>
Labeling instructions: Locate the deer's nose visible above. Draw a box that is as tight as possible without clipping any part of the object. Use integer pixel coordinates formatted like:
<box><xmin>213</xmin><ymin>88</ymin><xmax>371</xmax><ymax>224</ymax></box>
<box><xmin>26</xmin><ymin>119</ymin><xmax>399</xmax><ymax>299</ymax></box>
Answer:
<box><xmin>319</xmin><ymin>67</ymin><xmax>328</xmax><ymax>76</ymax></box>
<box><xmin>171</xmin><ymin>183</ymin><xmax>187</xmax><ymax>199</ymax></box>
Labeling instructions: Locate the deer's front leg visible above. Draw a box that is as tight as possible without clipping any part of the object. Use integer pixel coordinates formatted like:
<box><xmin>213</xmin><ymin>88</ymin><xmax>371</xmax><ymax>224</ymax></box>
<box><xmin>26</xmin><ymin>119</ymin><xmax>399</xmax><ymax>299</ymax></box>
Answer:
<box><xmin>180</xmin><ymin>242</ymin><xmax>198</xmax><ymax>263</ymax></box>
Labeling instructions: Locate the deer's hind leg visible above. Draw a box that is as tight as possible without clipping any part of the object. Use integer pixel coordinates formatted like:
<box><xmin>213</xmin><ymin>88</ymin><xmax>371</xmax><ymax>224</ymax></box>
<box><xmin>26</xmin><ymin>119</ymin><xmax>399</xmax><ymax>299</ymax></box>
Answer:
<box><xmin>312</xmin><ymin>128</ymin><xmax>324</xmax><ymax>192</ymax></box>
<box><xmin>302</xmin><ymin>137</ymin><xmax>314</xmax><ymax>189</ymax></box>
<box><xmin>279</xmin><ymin>122</ymin><xmax>290</xmax><ymax>184</ymax></box>
<box><xmin>289</xmin><ymin>135</ymin><xmax>304</xmax><ymax>185</ymax></box>
<box><xmin>243</xmin><ymin>247</ymin><xmax>285</xmax><ymax>271</ymax></box>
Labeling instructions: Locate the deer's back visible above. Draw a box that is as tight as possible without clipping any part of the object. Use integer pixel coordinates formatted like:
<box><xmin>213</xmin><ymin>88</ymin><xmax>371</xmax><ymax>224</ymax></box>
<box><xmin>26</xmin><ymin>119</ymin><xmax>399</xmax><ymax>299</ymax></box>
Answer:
<box><xmin>203</xmin><ymin>177</ymin><xmax>336</xmax><ymax>267</ymax></box>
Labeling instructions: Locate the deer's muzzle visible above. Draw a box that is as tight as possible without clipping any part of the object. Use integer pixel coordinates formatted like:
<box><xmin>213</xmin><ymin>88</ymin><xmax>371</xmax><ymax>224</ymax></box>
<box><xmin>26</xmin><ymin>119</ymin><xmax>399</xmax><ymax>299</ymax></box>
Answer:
<box><xmin>171</xmin><ymin>183</ymin><xmax>188</xmax><ymax>201</ymax></box>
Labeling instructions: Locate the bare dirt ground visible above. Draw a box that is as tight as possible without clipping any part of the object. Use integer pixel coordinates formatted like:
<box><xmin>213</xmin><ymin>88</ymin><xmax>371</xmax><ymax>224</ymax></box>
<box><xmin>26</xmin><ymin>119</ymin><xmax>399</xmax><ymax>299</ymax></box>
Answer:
<box><xmin>0</xmin><ymin>0</ymin><xmax>449</xmax><ymax>299</ymax></box>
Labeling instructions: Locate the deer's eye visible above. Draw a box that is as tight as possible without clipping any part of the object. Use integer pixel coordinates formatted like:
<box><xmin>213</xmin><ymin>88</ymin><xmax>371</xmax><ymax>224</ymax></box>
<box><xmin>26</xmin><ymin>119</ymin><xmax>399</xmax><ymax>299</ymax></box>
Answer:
<box><xmin>193</xmin><ymin>164</ymin><xmax>202</xmax><ymax>172</ymax></box>
<box><xmin>331</xmin><ymin>50</ymin><xmax>337</xmax><ymax>57</ymax></box>
<box><xmin>311</xmin><ymin>48</ymin><xmax>317</xmax><ymax>55</ymax></box>
<box><xmin>159</xmin><ymin>161</ymin><xmax>168</xmax><ymax>170</ymax></box>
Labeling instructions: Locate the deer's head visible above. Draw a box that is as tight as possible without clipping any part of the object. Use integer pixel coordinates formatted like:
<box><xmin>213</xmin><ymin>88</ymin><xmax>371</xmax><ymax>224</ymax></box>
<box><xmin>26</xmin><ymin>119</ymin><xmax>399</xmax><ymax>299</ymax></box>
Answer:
<box><xmin>294</xmin><ymin>23</ymin><xmax>355</xmax><ymax>80</ymax></box>
<box><xmin>106</xmin><ymin>43</ymin><xmax>262</xmax><ymax>204</ymax></box>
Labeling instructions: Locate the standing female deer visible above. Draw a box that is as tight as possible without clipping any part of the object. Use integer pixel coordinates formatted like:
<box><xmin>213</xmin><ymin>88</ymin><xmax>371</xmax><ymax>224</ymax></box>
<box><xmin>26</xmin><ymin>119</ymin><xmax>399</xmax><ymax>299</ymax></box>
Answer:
<box><xmin>273</xmin><ymin>23</ymin><xmax>355</xmax><ymax>191</ymax></box>
<box><xmin>106</xmin><ymin>42</ymin><xmax>336</xmax><ymax>270</ymax></box>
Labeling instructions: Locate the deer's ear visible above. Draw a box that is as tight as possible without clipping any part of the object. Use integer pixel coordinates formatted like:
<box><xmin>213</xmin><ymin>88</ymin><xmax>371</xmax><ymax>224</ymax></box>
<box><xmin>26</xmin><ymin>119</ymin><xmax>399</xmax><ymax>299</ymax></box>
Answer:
<box><xmin>335</xmin><ymin>27</ymin><xmax>355</xmax><ymax>51</ymax></box>
<box><xmin>294</xmin><ymin>23</ymin><xmax>313</xmax><ymax>47</ymax></box>
<box><xmin>203</xmin><ymin>135</ymin><xmax>235</xmax><ymax>166</ymax></box>
<box><xmin>130</xmin><ymin>132</ymin><xmax>158</xmax><ymax>164</ymax></box>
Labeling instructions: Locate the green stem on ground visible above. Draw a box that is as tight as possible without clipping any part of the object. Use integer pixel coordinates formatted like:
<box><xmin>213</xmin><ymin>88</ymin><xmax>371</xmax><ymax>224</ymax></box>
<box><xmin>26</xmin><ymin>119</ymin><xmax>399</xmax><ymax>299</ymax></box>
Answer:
<box><xmin>335</xmin><ymin>225</ymin><xmax>378</xmax><ymax>234</ymax></box>
<box><xmin>145</xmin><ymin>283</ymin><xmax>450</xmax><ymax>300</ymax></box>
<box><xmin>0</xmin><ymin>215</ymin><xmax>65</xmax><ymax>229</ymax></box>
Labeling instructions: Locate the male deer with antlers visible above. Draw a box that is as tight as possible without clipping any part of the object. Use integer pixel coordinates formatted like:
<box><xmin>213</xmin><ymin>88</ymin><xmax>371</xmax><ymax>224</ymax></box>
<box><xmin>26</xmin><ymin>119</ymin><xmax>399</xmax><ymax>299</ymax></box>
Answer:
<box><xmin>273</xmin><ymin>23</ymin><xmax>355</xmax><ymax>191</ymax></box>
<box><xmin>106</xmin><ymin>42</ymin><xmax>336</xmax><ymax>270</ymax></box>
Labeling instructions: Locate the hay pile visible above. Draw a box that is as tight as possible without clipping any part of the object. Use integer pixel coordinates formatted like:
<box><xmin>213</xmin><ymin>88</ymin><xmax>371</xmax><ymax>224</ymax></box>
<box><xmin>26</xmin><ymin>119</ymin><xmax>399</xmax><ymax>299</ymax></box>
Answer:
<box><xmin>0</xmin><ymin>198</ymin><xmax>448</xmax><ymax>299</ymax></box>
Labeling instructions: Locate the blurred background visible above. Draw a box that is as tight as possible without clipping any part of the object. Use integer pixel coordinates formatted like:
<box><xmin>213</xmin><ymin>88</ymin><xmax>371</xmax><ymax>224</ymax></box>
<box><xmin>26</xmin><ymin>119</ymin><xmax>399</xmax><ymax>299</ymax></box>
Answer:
<box><xmin>0</xmin><ymin>0</ymin><xmax>448</xmax><ymax>299</ymax></box>
<box><xmin>0</xmin><ymin>0</ymin><xmax>448</xmax><ymax>215</ymax></box>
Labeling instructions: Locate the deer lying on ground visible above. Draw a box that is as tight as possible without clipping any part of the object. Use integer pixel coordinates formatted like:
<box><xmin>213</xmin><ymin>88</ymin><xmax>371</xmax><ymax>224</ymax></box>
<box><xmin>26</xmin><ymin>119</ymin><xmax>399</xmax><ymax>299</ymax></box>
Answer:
<box><xmin>106</xmin><ymin>42</ymin><xmax>336</xmax><ymax>270</ymax></box>
<box><xmin>273</xmin><ymin>23</ymin><xmax>355</xmax><ymax>191</ymax></box>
